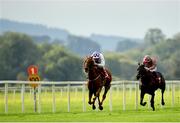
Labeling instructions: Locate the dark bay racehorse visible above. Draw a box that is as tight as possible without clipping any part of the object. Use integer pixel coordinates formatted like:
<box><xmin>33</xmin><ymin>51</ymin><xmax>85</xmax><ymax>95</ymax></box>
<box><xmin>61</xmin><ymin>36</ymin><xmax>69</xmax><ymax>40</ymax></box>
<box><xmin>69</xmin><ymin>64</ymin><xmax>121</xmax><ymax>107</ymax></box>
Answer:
<box><xmin>136</xmin><ymin>63</ymin><xmax>166</xmax><ymax>111</ymax></box>
<box><xmin>83</xmin><ymin>56</ymin><xmax>112</xmax><ymax>110</ymax></box>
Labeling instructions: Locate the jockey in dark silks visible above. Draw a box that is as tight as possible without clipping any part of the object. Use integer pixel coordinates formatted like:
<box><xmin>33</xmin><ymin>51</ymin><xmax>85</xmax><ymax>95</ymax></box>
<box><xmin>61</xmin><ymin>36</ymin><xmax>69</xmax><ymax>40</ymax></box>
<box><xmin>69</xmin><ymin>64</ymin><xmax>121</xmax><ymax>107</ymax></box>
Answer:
<box><xmin>142</xmin><ymin>55</ymin><xmax>159</xmax><ymax>80</ymax></box>
<box><xmin>91</xmin><ymin>51</ymin><xmax>109</xmax><ymax>79</ymax></box>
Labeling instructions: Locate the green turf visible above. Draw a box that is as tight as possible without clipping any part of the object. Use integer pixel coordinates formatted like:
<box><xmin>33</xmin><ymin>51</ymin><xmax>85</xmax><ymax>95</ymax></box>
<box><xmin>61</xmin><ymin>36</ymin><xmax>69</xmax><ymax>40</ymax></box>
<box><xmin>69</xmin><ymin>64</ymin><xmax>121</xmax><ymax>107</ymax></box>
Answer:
<box><xmin>0</xmin><ymin>107</ymin><xmax>179</xmax><ymax>122</ymax></box>
<box><xmin>0</xmin><ymin>85</ymin><xmax>180</xmax><ymax>122</ymax></box>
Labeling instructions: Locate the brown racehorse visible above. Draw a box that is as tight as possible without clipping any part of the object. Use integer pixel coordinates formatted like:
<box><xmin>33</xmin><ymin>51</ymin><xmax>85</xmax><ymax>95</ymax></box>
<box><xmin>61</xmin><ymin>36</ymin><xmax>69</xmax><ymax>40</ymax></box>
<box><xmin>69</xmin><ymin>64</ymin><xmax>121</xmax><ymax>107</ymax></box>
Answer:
<box><xmin>83</xmin><ymin>56</ymin><xmax>112</xmax><ymax>110</ymax></box>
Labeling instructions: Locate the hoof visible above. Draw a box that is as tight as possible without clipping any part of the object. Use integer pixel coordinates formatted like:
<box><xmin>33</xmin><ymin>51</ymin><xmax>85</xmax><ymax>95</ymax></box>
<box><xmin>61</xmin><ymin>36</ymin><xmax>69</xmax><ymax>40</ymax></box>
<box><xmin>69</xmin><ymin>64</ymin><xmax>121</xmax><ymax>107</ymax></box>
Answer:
<box><xmin>92</xmin><ymin>105</ymin><xmax>96</xmax><ymax>110</ymax></box>
<box><xmin>88</xmin><ymin>101</ymin><xmax>92</xmax><ymax>105</ymax></box>
<box><xmin>162</xmin><ymin>102</ymin><xmax>165</xmax><ymax>105</ymax></box>
<box><xmin>99</xmin><ymin>106</ymin><xmax>103</xmax><ymax>110</ymax></box>
<box><xmin>152</xmin><ymin>107</ymin><xmax>155</xmax><ymax>111</ymax></box>
<box><xmin>140</xmin><ymin>102</ymin><xmax>147</xmax><ymax>106</ymax></box>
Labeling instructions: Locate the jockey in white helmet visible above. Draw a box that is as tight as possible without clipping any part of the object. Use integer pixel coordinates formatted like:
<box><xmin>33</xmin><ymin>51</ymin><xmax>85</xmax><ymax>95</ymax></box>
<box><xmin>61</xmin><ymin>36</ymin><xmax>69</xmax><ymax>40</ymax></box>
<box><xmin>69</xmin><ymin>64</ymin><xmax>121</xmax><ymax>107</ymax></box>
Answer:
<box><xmin>91</xmin><ymin>51</ymin><xmax>105</xmax><ymax>67</ymax></box>
<box><xmin>91</xmin><ymin>51</ymin><xmax>109</xmax><ymax>79</ymax></box>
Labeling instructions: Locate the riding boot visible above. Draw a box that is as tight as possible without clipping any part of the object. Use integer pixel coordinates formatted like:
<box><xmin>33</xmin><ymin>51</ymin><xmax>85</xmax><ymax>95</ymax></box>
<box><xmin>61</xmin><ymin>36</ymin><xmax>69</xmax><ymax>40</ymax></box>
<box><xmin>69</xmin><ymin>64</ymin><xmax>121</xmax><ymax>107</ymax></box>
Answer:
<box><xmin>99</xmin><ymin>68</ymin><xmax>108</xmax><ymax>79</ymax></box>
<box><xmin>103</xmin><ymin>69</ymin><xmax>109</xmax><ymax>79</ymax></box>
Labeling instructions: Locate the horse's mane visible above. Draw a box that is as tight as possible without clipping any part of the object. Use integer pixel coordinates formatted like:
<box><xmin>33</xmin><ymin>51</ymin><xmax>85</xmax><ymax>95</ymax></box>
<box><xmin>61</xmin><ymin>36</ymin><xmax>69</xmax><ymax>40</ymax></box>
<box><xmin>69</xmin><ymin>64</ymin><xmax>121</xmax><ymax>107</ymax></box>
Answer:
<box><xmin>83</xmin><ymin>56</ymin><xmax>96</xmax><ymax>73</ymax></box>
<box><xmin>83</xmin><ymin>56</ymin><xmax>91</xmax><ymax>67</ymax></box>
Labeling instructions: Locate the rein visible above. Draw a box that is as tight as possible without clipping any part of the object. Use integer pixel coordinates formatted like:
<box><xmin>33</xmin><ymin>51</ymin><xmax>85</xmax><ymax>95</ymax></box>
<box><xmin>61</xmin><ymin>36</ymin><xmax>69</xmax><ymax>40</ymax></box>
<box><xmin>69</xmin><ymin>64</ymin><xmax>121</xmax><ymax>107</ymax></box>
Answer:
<box><xmin>89</xmin><ymin>74</ymin><xmax>101</xmax><ymax>82</ymax></box>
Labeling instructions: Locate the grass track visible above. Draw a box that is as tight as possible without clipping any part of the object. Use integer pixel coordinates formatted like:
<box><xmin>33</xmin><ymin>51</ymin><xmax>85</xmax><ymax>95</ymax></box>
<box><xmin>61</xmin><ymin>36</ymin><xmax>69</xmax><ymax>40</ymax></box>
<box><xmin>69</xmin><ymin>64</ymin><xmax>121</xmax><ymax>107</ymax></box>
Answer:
<box><xmin>0</xmin><ymin>85</ymin><xmax>180</xmax><ymax>122</ymax></box>
<box><xmin>0</xmin><ymin>107</ymin><xmax>179</xmax><ymax>122</ymax></box>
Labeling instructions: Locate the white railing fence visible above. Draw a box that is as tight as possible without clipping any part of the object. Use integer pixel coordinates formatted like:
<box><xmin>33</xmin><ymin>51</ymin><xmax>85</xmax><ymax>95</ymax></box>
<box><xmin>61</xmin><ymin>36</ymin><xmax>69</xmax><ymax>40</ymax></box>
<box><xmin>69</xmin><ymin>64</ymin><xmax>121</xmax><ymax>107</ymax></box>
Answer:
<box><xmin>0</xmin><ymin>80</ymin><xmax>180</xmax><ymax>113</ymax></box>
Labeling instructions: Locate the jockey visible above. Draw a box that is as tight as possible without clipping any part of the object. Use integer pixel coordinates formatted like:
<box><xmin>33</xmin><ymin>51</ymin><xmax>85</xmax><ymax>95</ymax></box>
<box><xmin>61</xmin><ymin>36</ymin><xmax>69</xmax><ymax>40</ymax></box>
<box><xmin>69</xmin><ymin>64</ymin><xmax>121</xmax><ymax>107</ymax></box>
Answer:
<box><xmin>91</xmin><ymin>51</ymin><xmax>109</xmax><ymax>79</ymax></box>
<box><xmin>143</xmin><ymin>55</ymin><xmax>158</xmax><ymax>79</ymax></box>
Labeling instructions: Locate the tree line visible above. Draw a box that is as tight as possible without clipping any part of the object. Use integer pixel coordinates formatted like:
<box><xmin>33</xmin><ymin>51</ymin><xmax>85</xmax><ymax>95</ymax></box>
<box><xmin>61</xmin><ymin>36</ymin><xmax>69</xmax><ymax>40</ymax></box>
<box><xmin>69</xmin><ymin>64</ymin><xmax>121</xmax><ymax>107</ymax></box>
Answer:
<box><xmin>0</xmin><ymin>29</ymin><xmax>180</xmax><ymax>81</ymax></box>
<box><xmin>0</xmin><ymin>32</ymin><xmax>84</xmax><ymax>81</ymax></box>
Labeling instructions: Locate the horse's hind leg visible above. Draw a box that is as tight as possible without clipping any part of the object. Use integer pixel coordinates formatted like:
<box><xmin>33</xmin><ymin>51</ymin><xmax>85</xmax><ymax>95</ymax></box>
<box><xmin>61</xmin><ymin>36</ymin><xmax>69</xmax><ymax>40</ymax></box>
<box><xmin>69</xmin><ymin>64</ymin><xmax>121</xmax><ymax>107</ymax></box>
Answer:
<box><xmin>140</xmin><ymin>91</ymin><xmax>146</xmax><ymax>106</ymax></box>
<box><xmin>150</xmin><ymin>93</ymin><xmax>155</xmax><ymax>111</ymax></box>
<box><xmin>161</xmin><ymin>88</ymin><xmax>165</xmax><ymax>105</ymax></box>
<box><xmin>159</xmin><ymin>73</ymin><xmax>165</xmax><ymax>105</ymax></box>
<box><xmin>92</xmin><ymin>96</ymin><xmax>96</xmax><ymax>110</ymax></box>
<box><xmin>98</xmin><ymin>96</ymin><xmax>103</xmax><ymax>110</ymax></box>
<box><xmin>101</xmin><ymin>85</ymin><xmax>111</xmax><ymax>105</ymax></box>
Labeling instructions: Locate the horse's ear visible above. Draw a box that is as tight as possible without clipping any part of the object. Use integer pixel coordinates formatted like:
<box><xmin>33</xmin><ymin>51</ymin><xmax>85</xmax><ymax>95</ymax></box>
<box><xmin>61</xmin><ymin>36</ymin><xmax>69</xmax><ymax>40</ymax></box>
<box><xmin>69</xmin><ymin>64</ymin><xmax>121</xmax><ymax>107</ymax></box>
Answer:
<box><xmin>138</xmin><ymin>62</ymin><xmax>141</xmax><ymax>66</ymax></box>
<box><xmin>86</xmin><ymin>55</ymin><xmax>91</xmax><ymax>59</ymax></box>
<box><xmin>84</xmin><ymin>56</ymin><xmax>89</xmax><ymax>60</ymax></box>
<box><xmin>83</xmin><ymin>56</ymin><xmax>88</xmax><ymax>67</ymax></box>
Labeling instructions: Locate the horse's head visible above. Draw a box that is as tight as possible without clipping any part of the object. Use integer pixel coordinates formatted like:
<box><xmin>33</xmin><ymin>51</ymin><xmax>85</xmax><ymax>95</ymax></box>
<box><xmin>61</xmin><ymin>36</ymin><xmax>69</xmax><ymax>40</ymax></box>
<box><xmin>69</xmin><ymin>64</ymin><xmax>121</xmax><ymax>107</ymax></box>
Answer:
<box><xmin>136</xmin><ymin>63</ymin><xmax>146</xmax><ymax>80</ymax></box>
<box><xmin>83</xmin><ymin>56</ymin><xmax>95</xmax><ymax>73</ymax></box>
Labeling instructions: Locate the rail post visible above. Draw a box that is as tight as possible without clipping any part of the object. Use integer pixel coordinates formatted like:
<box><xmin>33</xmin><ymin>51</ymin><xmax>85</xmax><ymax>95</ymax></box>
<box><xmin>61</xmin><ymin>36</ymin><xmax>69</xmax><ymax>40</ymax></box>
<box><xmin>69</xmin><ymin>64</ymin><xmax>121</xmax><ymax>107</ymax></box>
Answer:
<box><xmin>21</xmin><ymin>84</ymin><xmax>25</xmax><ymax>113</ymax></box>
<box><xmin>52</xmin><ymin>84</ymin><xmax>56</xmax><ymax>113</ymax></box>
<box><xmin>123</xmin><ymin>81</ymin><xmax>126</xmax><ymax>110</ymax></box>
<box><xmin>135</xmin><ymin>82</ymin><xmax>138</xmax><ymax>110</ymax></box>
<box><xmin>4</xmin><ymin>83</ymin><xmax>8</xmax><ymax>113</ymax></box>
<box><xmin>109</xmin><ymin>86</ymin><xmax>112</xmax><ymax>111</ymax></box>
<box><xmin>13</xmin><ymin>89</ymin><xmax>16</xmax><ymax>101</ymax></box>
<box><xmin>171</xmin><ymin>82</ymin><xmax>175</xmax><ymax>107</ymax></box>
<box><xmin>67</xmin><ymin>83</ymin><xmax>70</xmax><ymax>112</ymax></box>
<box><xmin>82</xmin><ymin>83</ymin><xmax>86</xmax><ymax>112</ymax></box>
<box><xmin>38</xmin><ymin>84</ymin><xmax>41</xmax><ymax>113</ymax></box>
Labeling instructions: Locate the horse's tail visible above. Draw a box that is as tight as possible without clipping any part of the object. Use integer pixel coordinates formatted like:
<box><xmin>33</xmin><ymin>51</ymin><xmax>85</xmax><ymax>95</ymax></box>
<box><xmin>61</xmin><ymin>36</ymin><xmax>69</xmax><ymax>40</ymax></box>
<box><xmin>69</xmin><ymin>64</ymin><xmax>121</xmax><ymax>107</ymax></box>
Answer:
<box><xmin>157</xmin><ymin>72</ymin><xmax>166</xmax><ymax>90</ymax></box>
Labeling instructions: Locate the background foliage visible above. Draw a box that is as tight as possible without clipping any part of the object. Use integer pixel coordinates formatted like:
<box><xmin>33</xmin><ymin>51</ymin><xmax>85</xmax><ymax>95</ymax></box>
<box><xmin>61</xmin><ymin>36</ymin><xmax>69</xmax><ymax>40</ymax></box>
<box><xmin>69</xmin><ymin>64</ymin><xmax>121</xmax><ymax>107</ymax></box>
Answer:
<box><xmin>0</xmin><ymin>28</ymin><xmax>180</xmax><ymax>81</ymax></box>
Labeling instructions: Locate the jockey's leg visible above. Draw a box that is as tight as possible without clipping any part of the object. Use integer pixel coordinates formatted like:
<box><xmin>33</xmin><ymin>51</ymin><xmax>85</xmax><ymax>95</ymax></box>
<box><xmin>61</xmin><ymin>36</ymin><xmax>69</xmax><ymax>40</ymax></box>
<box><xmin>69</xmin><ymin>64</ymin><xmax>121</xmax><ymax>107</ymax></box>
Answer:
<box><xmin>101</xmin><ymin>67</ymin><xmax>109</xmax><ymax>79</ymax></box>
<box><xmin>151</xmin><ymin>67</ymin><xmax>160</xmax><ymax>81</ymax></box>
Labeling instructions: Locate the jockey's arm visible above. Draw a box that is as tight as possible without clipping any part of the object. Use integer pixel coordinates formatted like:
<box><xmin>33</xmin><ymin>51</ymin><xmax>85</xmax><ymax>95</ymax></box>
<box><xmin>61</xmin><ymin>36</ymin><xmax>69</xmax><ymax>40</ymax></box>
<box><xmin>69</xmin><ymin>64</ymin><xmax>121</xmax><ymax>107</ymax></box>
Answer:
<box><xmin>97</xmin><ymin>54</ymin><xmax>105</xmax><ymax>68</ymax></box>
<box><xmin>144</xmin><ymin>67</ymin><xmax>150</xmax><ymax>71</ymax></box>
<box><xmin>149</xmin><ymin>65</ymin><xmax>157</xmax><ymax>72</ymax></box>
<box><xmin>145</xmin><ymin>65</ymin><xmax>157</xmax><ymax>72</ymax></box>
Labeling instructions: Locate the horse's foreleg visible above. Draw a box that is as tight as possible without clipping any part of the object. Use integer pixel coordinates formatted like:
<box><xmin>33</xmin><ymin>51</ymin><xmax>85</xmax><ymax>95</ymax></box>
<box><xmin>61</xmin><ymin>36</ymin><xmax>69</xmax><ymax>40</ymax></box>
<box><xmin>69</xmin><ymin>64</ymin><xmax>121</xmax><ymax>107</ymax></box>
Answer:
<box><xmin>92</xmin><ymin>97</ymin><xmax>96</xmax><ymax>110</ymax></box>
<box><xmin>95</xmin><ymin>88</ymin><xmax>103</xmax><ymax>110</ymax></box>
<box><xmin>88</xmin><ymin>90</ymin><xmax>93</xmax><ymax>105</ymax></box>
<box><xmin>98</xmin><ymin>96</ymin><xmax>103</xmax><ymax>110</ymax></box>
<box><xmin>101</xmin><ymin>85</ymin><xmax>110</xmax><ymax>105</ymax></box>
<box><xmin>91</xmin><ymin>91</ymin><xmax>98</xmax><ymax>110</ymax></box>
<box><xmin>140</xmin><ymin>91</ymin><xmax>146</xmax><ymax>106</ymax></box>
<box><xmin>150</xmin><ymin>93</ymin><xmax>155</xmax><ymax>111</ymax></box>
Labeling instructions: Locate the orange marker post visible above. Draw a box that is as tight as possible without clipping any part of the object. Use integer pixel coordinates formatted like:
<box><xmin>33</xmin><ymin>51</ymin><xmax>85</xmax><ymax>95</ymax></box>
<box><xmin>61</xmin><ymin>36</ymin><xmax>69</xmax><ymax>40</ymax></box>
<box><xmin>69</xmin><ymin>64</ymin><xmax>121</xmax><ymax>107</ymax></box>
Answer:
<box><xmin>27</xmin><ymin>65</ymin><xmax>40</xmax><ymax>112</ymax></box>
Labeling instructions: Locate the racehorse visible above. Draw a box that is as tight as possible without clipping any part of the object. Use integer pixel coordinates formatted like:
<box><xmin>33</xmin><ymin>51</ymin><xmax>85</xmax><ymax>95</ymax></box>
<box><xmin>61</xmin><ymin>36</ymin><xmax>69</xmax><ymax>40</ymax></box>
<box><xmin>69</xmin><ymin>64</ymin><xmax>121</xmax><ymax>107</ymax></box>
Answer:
<box><xmin>83</xmin><ymin>56</ymin><xmax>112</xmax><ymax>110</ymax></box>
<box><xmin>136</xmin><ymin>63</ymin><xmax>166</xmax><ymax>111</ymax></box>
